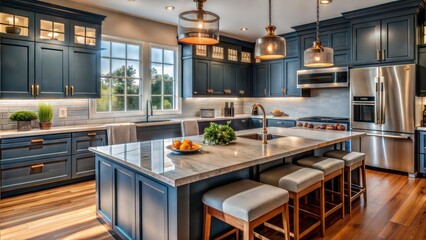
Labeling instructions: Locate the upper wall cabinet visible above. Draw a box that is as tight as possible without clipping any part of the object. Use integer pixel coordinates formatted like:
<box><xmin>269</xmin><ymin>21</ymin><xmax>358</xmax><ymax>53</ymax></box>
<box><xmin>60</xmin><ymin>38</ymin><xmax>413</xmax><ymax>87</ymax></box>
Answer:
<box><xmin>0</xmin><ymin>7</ymin><xmax>34</xmax><ymax>41</ymax></box>
<box><xmin>0</xmin><ymin>0</ymin><xmax>105</xmax><ymax>99</ymax></box>
<box><xmin>351</xmin><ymin>15</ymin><xmax>414</xmax><ymax>65</ymax></box>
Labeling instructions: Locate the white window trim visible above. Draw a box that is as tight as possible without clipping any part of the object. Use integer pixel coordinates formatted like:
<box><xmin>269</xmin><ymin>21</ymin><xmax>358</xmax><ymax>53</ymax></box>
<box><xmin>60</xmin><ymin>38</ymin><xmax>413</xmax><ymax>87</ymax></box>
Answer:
<box><xmin>89</xmin><ymin>35</ymin><xmax>182</xmax><ymax>119</ymax></box>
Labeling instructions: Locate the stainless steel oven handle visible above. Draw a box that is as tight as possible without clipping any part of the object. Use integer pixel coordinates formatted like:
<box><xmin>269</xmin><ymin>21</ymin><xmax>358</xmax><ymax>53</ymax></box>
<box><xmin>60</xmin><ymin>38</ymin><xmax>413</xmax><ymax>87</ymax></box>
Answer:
<box><xmin>375</xmin><ymin>80</ymin><xmax>381</xmax><ymax>125</ymax></box>
<box><xmin>366</xmin><ymin>133</ymin><xmax>411</xmax><ymax>140</ymax></box>
<box><xmin>380</xmin><ymin>78</ymin><xmax>385</xmax><ymax>124</ymax></box>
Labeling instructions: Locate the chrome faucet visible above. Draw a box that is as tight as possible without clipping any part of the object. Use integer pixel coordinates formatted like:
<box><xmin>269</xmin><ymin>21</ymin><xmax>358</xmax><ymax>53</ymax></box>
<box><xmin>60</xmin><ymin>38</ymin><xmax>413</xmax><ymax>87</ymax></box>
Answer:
<box><xmin>146</xmin><ymin>100</ymin><xmax>153</xmax><ymax>122</ymax></box>
<box><xmin>251</xmin><ymin>103</ymin><xmax>268</xmax><ymax>144</ymax></box>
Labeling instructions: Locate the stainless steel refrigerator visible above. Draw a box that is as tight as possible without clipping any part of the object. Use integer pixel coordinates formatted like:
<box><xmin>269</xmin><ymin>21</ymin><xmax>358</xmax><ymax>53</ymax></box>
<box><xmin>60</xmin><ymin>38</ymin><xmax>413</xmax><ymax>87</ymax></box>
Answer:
<box><xmin>350</xmin><ymin>64</ymin><xmax>416</xmax><ymax>174</ymax></box>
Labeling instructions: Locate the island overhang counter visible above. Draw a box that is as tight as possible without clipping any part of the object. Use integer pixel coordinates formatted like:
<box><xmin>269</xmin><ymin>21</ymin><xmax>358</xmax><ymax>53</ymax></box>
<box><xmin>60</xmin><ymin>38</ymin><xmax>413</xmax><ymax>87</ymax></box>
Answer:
<box><xmin>89</xmin><ymin>127</ymin><xmax>365</xmax><ymax>240</ymax></box>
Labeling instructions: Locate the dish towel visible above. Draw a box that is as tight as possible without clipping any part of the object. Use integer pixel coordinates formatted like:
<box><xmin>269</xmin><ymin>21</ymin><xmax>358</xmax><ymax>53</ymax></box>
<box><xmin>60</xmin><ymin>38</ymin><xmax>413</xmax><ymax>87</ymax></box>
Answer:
<box><xmin>106</xmin><ymin>123</ymin><xmax>137</xmax><ymax>145</ymax></box>
<box><xmin>181</xmin><ymin>120</ymin><xmax>200</xmax><ymax>137</ymax></box>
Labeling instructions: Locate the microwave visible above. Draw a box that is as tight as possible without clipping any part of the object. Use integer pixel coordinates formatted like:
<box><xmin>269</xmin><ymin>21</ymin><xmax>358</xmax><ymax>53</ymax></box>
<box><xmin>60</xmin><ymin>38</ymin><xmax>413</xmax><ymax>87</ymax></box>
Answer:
<box><xmin>297</xmin><ymin>67</ymin><xmax>349</xmax><ymax>89</ymax></box>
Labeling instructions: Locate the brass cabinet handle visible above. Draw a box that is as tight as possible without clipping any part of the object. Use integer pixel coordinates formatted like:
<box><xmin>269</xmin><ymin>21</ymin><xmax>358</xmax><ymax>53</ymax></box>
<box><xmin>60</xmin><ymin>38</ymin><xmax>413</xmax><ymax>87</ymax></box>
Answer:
<box><xmin>207</xmin><ymin>88</ymin><xmax>213</xmax><ymax>94</ymax></box>
<box><xmin>239</xmin><ymin>90</ymin><xmax>245</xmax><ymax>95</ymax></box>
<box><xmin>277</xmin><ymin>121</ymin><xmax>283</xmax><ymax>124</ymax></box>
<box><xmin>31</xmin><ymin>85</ymin><xmax>34</xmax><ymax>96</ymax></box>
<box><xmin>281</xmin><ymin>88</ymin><xmax>287</xmax><ymax>95</ymax></box>
<box><xmin>382</xmin><ymin>49</ymin><xmax>386</xmax><ymax>61</ymax></box>
<box><xmin>264</xmin><ymin>88</ymin><xmax>267</xmax><ymax>96</ymax></box>
<box><xmin>36</xmin><ymin>85</ymin><xmax>40</xmax><ymax>96</ymax></box>
<box><xmin>65</xmin><ymin>85</ymin><xmax>69</xmax><ymax>96</ymax></box>
<box><xmin>31</xmin><ymin>139</ymin><xmax>44</xmax><ymax>144</ymax></box>
<box><xmin>87</xmin><ymin>132</ymin><xmax>97</xmax><ymax>136</ymax></box>
<box><xmin>31</xmin><ymin>164</ymin><xmax>44</xmax><ymax>169</ymax></box>
<box><xmin>377</xmin><ymin>50</ymin><xmax>381</xmax><ymax>61</ymax></box>
<box><xmin>193</xmin><ymin>91</ymin><xmax>198</xmax><ymax>94</ymax></box>
<box><xmin>259</xmin><ymin>120</ymin><xmax>263</xmax><ymax>123</ymax></box>
<box><xmin>71</xmin><ymin>86</ymin><xmax>75</xmax><ymax>96</ymax></box>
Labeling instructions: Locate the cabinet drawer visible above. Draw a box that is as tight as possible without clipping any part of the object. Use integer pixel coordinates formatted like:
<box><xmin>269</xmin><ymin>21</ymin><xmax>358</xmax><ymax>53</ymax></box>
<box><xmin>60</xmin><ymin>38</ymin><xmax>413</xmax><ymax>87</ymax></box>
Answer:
<box><xmin>419</xmin><ymin>132</ymin><xmax>426</xmax><ymax>154</ymax></box>
<box><xmin>0</xmin><ymin>134</ymin><xmax>71</xmax><ymax>163</ymax></box>
<box><xmin>72</xmin><ymin>130</ymin><xmax>106</xmax><ymax>155</ymax></box>
<box><xmin>230</xmin><ymin>119</ymin><xmax>249</xmax><ymax>131</ymax></box>
<box><xmin>249</xmin><ymin>118</ymin><xmax>265</xmax><ymax>129</ymax></box>
<box><xmin>72</xmin><ymin>153</ymin><xmax>95</xmax><ymax>178</ymax></box>
<box><xmin>1</xmin><ymin>156</ymin><xmax>71</xmax><ymax>192</ymax></box>
<box><xmin>267</xmin><ymin>119</ymin><xmax>296</xmax><ymax>128</ymax></box>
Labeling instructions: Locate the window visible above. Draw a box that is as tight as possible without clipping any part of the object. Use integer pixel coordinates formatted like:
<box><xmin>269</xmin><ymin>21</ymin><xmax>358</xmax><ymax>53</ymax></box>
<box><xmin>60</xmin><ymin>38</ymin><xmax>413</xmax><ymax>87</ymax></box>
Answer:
<box><xmin>150</xmin><ymin>47</ymin><xmax>177</xmax><ymax>110</ymax></box>
<box><xmin>97</xmin><ymin>40</ymin><xmax>142</xmax><ymax>112</ymax></box>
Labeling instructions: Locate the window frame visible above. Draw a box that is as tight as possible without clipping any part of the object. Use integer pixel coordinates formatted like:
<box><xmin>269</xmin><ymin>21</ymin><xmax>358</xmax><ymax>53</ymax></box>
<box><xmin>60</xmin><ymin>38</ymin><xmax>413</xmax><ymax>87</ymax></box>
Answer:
<box><xmin>89</xmin><ymin>35</ymin><xmax>181</xmax><ymax>119</ymax></box>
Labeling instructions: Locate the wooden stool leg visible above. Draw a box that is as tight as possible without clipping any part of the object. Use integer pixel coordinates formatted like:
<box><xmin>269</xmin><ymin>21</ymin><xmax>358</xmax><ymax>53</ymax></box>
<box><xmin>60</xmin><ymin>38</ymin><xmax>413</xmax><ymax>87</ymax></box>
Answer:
<box><xmin>340</xmin><ymin>171</ymin><xmax>345</xmax><ymax>218</ymax></box>
<box><xmin>362</xmin><ymin>161</ymin><xmax>368</xmax><ymax>206</ymax></box>
<box><xmin>347</xmin><ymin>167</ymin><xmax>352</xmax><ymax>214</ymax></box>
<box><xmin>243</xmin><ymin>222</ymin><xmax>254</xmax><ymax>240</ymax></box>
<box><xmin>320</xmin><ymin>181</ymin><xmax>325</xmax><ymax>237</ymax></box>
<box><xmin>293</xmin><ymin>194</ymin><xmax>300</xmax><ymax>240</ymax></box>
<box><xmin>204</xmin><ymin>205</ymin><xmax>212</xmax><ymax>240</ymax></box>
<box><xmin>282</xmin><ymin>203</ymin><xmax>290</xmax><ymax>240</ymax></box>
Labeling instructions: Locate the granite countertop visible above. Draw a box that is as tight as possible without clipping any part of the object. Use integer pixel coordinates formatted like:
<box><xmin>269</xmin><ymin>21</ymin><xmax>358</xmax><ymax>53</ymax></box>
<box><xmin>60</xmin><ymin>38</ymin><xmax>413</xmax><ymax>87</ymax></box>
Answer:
<box><xmin>416</xmin><ymin>126</ymin><xmax>426</xmax><ymax>131</ymax></box>
<box><xmin>0</xmin><ymin>114</ymin><xmax>302</xmax><ymax>139</ymax></box>
<box><xmin>89</xmin><ymin>127</ymin><xmax>366</xmax><ymax>187</ymax></box>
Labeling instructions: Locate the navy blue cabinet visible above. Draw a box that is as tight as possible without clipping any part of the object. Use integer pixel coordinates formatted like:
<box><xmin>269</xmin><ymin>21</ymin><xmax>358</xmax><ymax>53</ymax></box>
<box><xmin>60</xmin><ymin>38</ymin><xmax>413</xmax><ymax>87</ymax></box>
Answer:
<box><xmin>0</xmin><ymin>39</ymin><xmax>34</xmax><ymax>99</ymax></box>
<box><xmin>284</xmin><ymin>58</ymin><xmax>302</xmax><ymax>97</ymax></box>
<box><xmin>137</xmin><ymin>123</ymin><xmax>182</xmax><ymax>141</ymax></box>
<box><xmin>70</xmin><ymin>20</ymin><xmax>101</xmax><ymax>50</ymax></box>
<box><xmin>97</xmin><ymin>157</ymin><xmax>114</xmax><ymax>226</ymax></box>
<box><xmin>230</xmin><ymin>118</ymin><xmax>249</xmax><ymax>131</ymax></box>
<box><xmin>0</xmin><ymin>7</ymin><xmax>35</xmax><ymax>41</ymax></box>
<box><xmin>249</xmin><ymin>118</ymin><xmax>265</xmax><ymax>129</ymax></box>
<box><xmin>417</xmin><ymin>46</ymin><xmax>426</xmax><ymax>96</ymax></box>
<box><xmin>237</xmin><ymin>64</ymin><xmax>252</xmax><ymax>97</ymax></box>
<box><xmin>417</xmin><ymin>131</ymin><xmax>426</xmax><ymax>175</ymax></box>
<box><xmin>210</xmin><ymin>61</ymin><xmax>225</xmax><ymax>95</ymax></box>
<box><xmin>192</xmin><ymin>59</ymin><xmax>209</xmax><ymax>96</ymax></box>
<box><xmin>69</xmin><ymin>47</ymin><xmax>100</xmax><ymax>98</ymax></box>
<box><xmin>35</xmin><ymin>43</ymin><xmax>69</xmax><ymax>98</ymax></box>
<box><xmin>35</xmin><ymin>14</ymin><xmax>70</xmax><ymax>46</ymax></box>
<box><xmin>269</xmin><ymin>60</ymin><xmax>285</xmax><ymax>97</ymax></box>
<box><xmin>254</xmin><ymin>62</ymin><xmax>268</xmax><ymax>97</ymax></box>
<box><xmin>352</xmin><ymin>15</ymin><xmax>414</xmax><ymax>65</ymax></box>
<box><xmin>224</xmin><ymin>63</ymin><xmax>238</xmax><ymax>95</ymax></box>
<box><xmin>267</xmin><ymin>119</ymin><xmax>296</xmax><ymax>128</ymax></box>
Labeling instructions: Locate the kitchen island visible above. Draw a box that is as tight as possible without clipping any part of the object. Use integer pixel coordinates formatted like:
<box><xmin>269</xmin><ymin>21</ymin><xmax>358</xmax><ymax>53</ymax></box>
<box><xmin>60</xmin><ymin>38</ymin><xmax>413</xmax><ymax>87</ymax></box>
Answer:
<box><xmin>89</xmin><ymin>127</ymin><xmax>365</xmax><ymax>240</ymax></box>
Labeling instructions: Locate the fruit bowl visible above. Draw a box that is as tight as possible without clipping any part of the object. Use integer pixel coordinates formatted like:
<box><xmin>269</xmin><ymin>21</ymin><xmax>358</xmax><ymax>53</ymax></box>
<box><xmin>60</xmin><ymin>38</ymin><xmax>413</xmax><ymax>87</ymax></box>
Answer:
<box><xmin>270</xmin><ymin>111</ymin><xmax>284</xmax><ymax>117</ymax></box>
<box><xmin>167</xmin><ymin>144</ymin><xmax>203</xmax><ymax>153</ymax></box>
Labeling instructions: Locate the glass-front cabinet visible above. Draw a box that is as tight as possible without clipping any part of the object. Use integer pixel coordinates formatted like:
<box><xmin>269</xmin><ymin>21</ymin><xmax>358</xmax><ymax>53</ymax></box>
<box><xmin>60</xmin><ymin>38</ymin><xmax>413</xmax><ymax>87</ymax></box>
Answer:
<box><xmin>70</xmin><ymin>20</ymin><xmax>101</xmax><ymax>49</ymax></box>
<box><xmin>36</xmin><ymin>14</ymin><xmax>69</xmax><ymax>45</ymax></box>
<box><xmin>0</xmin><ymin>7</ymin><xmax>34</xmax><ymax>40</ymax></box>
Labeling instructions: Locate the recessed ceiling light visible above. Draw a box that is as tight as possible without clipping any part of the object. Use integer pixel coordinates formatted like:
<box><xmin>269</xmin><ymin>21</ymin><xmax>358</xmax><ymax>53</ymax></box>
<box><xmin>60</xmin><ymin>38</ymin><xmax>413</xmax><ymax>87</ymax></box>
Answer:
<box><xmin>240</xmin><ymin>28</ymin><xmax>248</xmax><ymax>31</ymax></box>
<box><xmin>165</xmin><ymin>6</ymin><xmax>175</xmax><ymax>11</ymax></box>
<box><xmin>320</xmin><ymin>0</ymin><xmax>332</xmax><ymax>4</ymax></box>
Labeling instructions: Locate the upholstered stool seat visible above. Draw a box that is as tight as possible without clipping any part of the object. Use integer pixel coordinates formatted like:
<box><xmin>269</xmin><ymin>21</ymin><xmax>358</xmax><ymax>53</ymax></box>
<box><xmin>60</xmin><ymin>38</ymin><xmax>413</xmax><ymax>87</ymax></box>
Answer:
<box><xmin>203</xmin><ymin>179</ymin><xmax>290</xmax><ymax>240</ymax></box>
<box><xmin>296</xmin><ymin>156</ymin><xmax>345</xmax><ymax>219</ymax></box>
<box><xmin>324</xmin><ymin>150</ymin><xmax>365</xmax><ymax>167</ymax></box>
<box><xmin>324</xmin><ymin>150</ymin><xmax>367</xmax><ymax>214</ymax></box>
<box><xmin>260</xmin><ymin>164</ymin><xmax>325</xmax><ymax>240</ymax></box>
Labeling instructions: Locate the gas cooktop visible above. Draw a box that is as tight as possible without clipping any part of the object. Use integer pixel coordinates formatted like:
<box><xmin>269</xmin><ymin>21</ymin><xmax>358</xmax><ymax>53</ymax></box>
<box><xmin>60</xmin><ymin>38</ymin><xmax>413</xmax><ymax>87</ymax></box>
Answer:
<box><xmin>298</xmin><ymin>116</ymin><xmax>349</xmax><ymax>123</ymax></box>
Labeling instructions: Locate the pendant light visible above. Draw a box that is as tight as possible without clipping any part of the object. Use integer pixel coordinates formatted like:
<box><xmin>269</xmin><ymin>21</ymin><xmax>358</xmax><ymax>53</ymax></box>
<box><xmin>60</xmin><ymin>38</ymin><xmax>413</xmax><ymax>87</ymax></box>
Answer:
<box><xmin>304</xmin><ymin>0</ymin><xmax>334</xmax><ymax>67</ymax></box>
<box><xmin>178</xmin><ymin>0</ymin><xmax>220</xmax><ymax>45</ymax></box>
<box><xmin>254</xmin><ymin>0</ymin><xmax>286</xmax><ymax>60</ymax></box>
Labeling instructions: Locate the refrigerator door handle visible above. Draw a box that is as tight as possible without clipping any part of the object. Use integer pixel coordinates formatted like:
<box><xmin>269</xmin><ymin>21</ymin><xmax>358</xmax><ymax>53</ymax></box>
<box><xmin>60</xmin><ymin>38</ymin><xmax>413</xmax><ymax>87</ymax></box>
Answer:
<box><xmin>366</xmin><ymin>133</ymin><xmax>411</xmax><ymax>140</ymax></box>
<box><xmin>380</xmin><ymin>77</ymin><xmax>385</xmax><ymax>124</ymax></box>
<box><xmin>375</xmin><ymin>78</ymin><xmax>381</xmax><ymax>125</ymax></box>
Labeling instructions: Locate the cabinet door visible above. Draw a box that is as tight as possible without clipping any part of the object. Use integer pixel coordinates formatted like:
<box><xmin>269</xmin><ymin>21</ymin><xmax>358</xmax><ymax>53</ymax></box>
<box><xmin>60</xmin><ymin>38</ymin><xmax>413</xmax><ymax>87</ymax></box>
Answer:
<box><xmin>237</xmin><ymin>64</ymin><xmax>252</xmax><ymax>97</ymax></box>
<box><xmin>193</xmin><ymin>59</ymin><xmax>209</xmax><ymax>95</ymax></box>
<box><xmin>417</xmin><ymin>46</ymin><xmax>426</xmax><ymax>96</ymax></box>
<box><xmin>381</xmin><ymin>15</ymin><xmax>414</xmax><ymax>63</ymax></box>
<box><xmin>286</xmin><ymin>37</ymin><xmax>299</xmax><ymax>58</ymax></box>
<box><xmin>113</xmin><ymin>164</ymin><xmax>135</xmax><ymax>240</ymax></box>
<box><xmin>254</xmin><ymin>62</ymin><xmax>268</xmax><ymax>97</ymax></box>
<box><xmin>96</xmin><ymin>157</ymin><xmax>113</xmax><ymax>227</ymax></box>
<box><xmin>249</xmin><ymin>118</ymin><xmax>265</xmax><ymax>129</ymax></box>
<box><xmin>0</xmin><ymin>39</ymin><xmax>34</xmax><ymax>99</ymax></box>
<box><xmin>284</xmin><ymin>58</ymin><xmax>300</xmax><ymax>97</ymax></box>
<box><xmin>69</xmin><ymin>47</ymin><xmax>100</xmax><ymax>98</ymax></box>
<box><xmin>352</xmin><ymin>21</ymin><xmax>381</xmax><ymax>65</ymax></box>
<box><xmin>224</xmin><ymin>63</ymin><xmax>238</xmax><ymax>95</ymax></box>
<box><xmin>0</xmin><ymin>7</ymin><xmax>35</xmax><ymax>41</ymax></box>
<box><xmin>269</xmin><ymin>60</ymin><xmax>285</xmax><ymax>97</ymax></box>
<box><xmin>136</xmin><ymin>175</ymin><xmax>168</xmax><ymax>240</ymax></box>
<box><xmin>70</xmin><ymin>20</ymin><xmax>101</xmax><ymax>49</ymax></box>
<box><xmin>35</xmin><ymin>14</ymin><xmax>69</xmax><ymax>46</ymax></box>
<box><xmin>267</xmin><ymin>119</ymin><xmax>296</xmax><ymax>128</ymax></box>
<box><xmin>210</xmin><ymin>61</ymin><xmax>225</xmax><ymax>94</ymax></box>
<box><xmin>419</xmin><ymin>131</ymin><xmax>426</xmax><ymax>154</ymax></box>
<box><xmin>72</xmin><ymin>153</ymin><xmax>95</xmax><ymax>178</ymax></box>
<box><xmin>230</xmin><ymin>119</ymin><xmax>249</xmax><ymax>131</ymax></box>
<box><xmin>35</xmin><ymin>43</ymin><xmax>68</xmax><ymax>98</ymax></box>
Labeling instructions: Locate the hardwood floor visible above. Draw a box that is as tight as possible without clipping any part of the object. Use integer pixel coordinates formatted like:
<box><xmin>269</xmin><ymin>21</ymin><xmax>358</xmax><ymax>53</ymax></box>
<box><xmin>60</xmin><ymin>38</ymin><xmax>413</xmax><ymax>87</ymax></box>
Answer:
<box><xmin>0</xmin><ymin>170</ymin><xmax>425</xmax><ymax>240</ymax></box>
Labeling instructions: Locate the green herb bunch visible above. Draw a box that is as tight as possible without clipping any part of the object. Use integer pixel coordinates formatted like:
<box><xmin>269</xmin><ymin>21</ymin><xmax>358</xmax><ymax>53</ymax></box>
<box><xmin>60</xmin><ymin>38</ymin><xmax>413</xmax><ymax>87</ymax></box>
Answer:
<box><xmin>38</xmin><ymin>104</ymin><xmax>54</xmax><ymax>122</ymax></box>
<box><xmin>203</xmin><ymin>121</ymin><xmax>236</xmax><ymax>145</ymax></box>
<box><xmin>9</xmin><ymin>111</ymin><xmax>38</xmax><ymax>121</ymax></box>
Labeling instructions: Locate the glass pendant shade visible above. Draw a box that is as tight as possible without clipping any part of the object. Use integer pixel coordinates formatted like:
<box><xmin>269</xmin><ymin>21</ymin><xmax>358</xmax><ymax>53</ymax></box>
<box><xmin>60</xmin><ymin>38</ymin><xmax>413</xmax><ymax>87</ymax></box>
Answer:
<box><xmin>255</xmin><ymin>25</ymin><xmax>286</xmax><ymax>60</ymax></box>
<box><xmin>178</xmin><ymin>1</ymin><xmax>220</xmax><ymax>45</ymax></box>
<box><xmin>304</xmin><ymin>40</ymin><xmax>334</xmax><ymax>67</ymax></box>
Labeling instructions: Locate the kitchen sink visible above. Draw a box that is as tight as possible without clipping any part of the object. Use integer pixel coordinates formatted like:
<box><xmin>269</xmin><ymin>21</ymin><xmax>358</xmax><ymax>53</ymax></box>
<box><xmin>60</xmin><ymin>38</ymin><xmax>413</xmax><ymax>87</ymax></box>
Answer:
<box><xmin>239</xmin><ymin>133</ymin><xmax>286</xmax><ymax>141</ymax></box>
<box><xmin>134</xmin><ymin>120</ymin><xmax>172</xmax><ymax>124</ymax></box>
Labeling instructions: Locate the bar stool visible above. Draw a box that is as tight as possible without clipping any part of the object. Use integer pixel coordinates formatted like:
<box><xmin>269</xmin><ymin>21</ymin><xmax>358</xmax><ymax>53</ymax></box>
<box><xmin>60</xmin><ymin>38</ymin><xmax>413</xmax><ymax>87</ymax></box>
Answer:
<box><xmin>202</xmin><ymin>179</ymin><xmax>290</xmax><ymax>240</ymax></box>
<box><xmin>324</xmin><ymin>150</ymin><xmax>367</xmax><ymax>214</ymax></box>
<box><xmin>181</xmin><ymin>120</ymin><xmax>200</xmax><ymax>137</ymax></box>
<box><xmin>260</xmin><ymin>164</ymin><xmax>325</xmax><ymax>240</ymax></box>
<box><xmin>296</xmin><ymin>156</ymin><xmax>345</xmax><ymax>219</ymax></box>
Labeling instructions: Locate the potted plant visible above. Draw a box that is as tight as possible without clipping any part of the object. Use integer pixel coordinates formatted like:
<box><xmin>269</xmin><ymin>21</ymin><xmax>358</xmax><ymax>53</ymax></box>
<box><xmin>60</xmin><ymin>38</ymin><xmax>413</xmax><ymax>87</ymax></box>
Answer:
<box><xmin>203</xmin><ymin>121</ymin><xmax>236</xmax><ymax>145</ymax></box>
<box><xmin>38</xmin><ymin>104</ymin><xmax>54</xmax><ymax>130</ymax></box>
<box><xmin>9</xmin><ymin>111</ymin><xmax>38</xmax><ymax>131</ymax></box>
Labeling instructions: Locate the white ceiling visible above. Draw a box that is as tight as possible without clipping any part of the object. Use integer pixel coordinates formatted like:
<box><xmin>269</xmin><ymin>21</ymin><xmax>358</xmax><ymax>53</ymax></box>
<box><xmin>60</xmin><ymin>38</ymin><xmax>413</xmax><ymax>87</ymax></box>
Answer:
<box><xmin>70</xmin><ymin>0</ymin><xmax>398</xmax><ymax>42</ymax></box>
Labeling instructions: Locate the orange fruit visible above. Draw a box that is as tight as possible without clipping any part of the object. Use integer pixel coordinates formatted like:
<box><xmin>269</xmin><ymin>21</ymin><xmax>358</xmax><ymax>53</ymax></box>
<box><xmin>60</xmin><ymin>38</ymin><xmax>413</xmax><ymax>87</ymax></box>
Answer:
<box><xmin>172</xmin><ymin>140</ymin><xmax>181</xmax><ymax>149</ymax></box>
<box><xmin>179</xmin><ymin>143</ymin><xmax>191</xmax><ymax>151</ymax></box>
<box><xmin>182</xmin><ymin>139</ymin><xmax>193</xmax><ymax>147</ymax></box>
<box><xmin>191</xmin><ymin>144</ymin><xmax>200</xmax><ymax>150</ymax></box>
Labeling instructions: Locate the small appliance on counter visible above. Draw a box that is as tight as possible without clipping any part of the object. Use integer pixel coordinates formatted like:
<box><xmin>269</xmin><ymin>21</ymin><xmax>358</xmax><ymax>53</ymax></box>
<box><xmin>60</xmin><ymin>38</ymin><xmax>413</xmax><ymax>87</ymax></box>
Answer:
<box><xmin>200</xmin><ymin>109</ymin><xmax>215</xmax><ymax>118</ymax></box>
